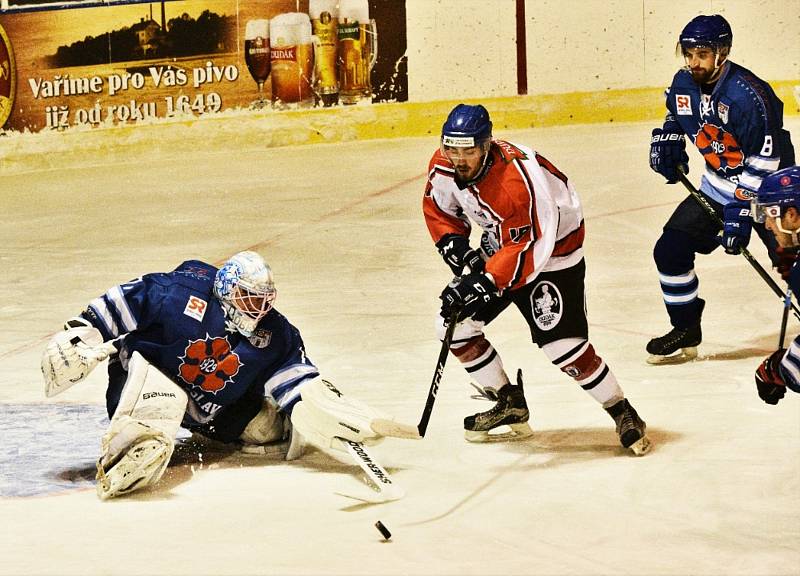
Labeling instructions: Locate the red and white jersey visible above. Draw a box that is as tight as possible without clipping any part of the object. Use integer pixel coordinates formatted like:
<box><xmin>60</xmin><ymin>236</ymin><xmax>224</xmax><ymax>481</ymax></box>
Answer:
<box><xmin>423</xmin><ymin>139</ymin><xmax>585</xmax><ymax>292</ymax></box>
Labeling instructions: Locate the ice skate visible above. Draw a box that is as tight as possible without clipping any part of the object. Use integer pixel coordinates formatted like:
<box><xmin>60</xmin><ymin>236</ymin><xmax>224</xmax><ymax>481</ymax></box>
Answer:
<box><xmin>464</xmin><ymin>370</ymin><xmax>532</xmax><ymax>442</ymax></box>
<box><xmin>605</xmin><ymin>399</ymin><xmax>651</xmax><ymax>456</ymax></box>
<box><xmin>646</xmin><ymin>323</ymin><xmax>701</xmax><ymax>364</ymax></box>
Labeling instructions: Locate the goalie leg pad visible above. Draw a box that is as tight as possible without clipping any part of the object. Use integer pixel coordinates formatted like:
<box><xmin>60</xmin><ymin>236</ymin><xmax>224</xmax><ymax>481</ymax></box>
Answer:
<box><xmin>96</xmin><ymin>352</ymin><xmax>188</xmax><ymax>499</ymax></box>
<box><xmin>289</xmin><ymin>378</ymin><xmax>387</xmax><ymax>461</ymax></box>
<box><xmin>96</xmin><ymin>417</ymin><xmax>173</xmax><ymax>500</ymax></box>
<box><xmin>240</xmin><ymin>398</ymin><xmax>287</xmax><ymax>445</ymax></box>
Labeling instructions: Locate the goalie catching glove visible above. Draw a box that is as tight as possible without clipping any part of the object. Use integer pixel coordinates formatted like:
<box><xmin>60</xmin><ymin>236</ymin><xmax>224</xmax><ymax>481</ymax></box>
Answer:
<box><xmin>41</xmin><ymin>317</ymin><xmax>110</xmax><ymax>397</ymax></box>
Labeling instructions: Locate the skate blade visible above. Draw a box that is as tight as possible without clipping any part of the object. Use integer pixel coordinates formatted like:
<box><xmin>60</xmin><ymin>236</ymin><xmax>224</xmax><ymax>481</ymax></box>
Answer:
<box><xmin>646</xmin><ymin>346</ymin><xmax>698</xmax><ymax>365</ymax></box>
<box><xmin>628</xmin><ymin>435</ymin><xmax>652</xmax><ymax>456</ymax></box>
<box><xmin>464</xmin><ymin>422</ymin><xmax>533</xmax><ymax>443</ymax></box>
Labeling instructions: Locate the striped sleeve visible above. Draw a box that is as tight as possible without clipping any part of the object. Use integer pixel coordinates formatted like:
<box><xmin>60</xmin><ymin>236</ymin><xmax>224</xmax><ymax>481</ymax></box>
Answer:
<box><xmin>83</xmin><ymin>276</ymin><xmax>149</xmax><ymax>341</ymax></box>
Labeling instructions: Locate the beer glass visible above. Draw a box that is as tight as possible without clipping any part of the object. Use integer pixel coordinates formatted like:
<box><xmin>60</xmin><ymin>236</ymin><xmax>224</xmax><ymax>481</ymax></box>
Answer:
<box><xmin>337</xmin><ymin>0</ymin><xmax>377</xmax><ymax>105</ymax></box>
<box><xmin>270</xmin><ymin>12</ymin><xmax>315</xmax><ymax>108</ymax></box>
<box><xmin>244</xmin><ymin>19</ymin><xmax>270</xmax><ymax>109</ymax></box>
<box><xmin>309</xmin><ymin>0</ymin><xmax>338</xmax><ymax>107</ymax></box>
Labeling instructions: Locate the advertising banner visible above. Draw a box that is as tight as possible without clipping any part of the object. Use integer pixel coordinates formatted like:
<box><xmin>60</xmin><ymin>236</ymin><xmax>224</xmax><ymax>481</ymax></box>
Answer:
<box><xmin>0</xmin><ymin>0</ymin><xmax>407</xmax><ymax>132</ymax></box>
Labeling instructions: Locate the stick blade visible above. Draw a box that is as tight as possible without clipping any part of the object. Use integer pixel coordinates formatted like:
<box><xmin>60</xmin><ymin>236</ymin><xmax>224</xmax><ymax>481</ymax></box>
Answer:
<box><xmin>371</xmin><ymin>418</ymin><xmax>422</xmax><ymax>440</ymax></box>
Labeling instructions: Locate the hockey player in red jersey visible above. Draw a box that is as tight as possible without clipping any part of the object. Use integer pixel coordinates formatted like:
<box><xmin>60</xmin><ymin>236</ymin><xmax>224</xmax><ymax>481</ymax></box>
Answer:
<box><xmin>422</xmin><ymin>103</ymin><xmax>651</xmax><ymax>455</ymax></box>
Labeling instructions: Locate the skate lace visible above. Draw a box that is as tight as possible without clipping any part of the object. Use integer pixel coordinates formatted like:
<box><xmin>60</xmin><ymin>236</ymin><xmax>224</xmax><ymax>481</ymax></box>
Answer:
<box><xmin>619</xmin><ymin>409</ymin><xmax>635</xmax><ymax>434</ymax></box>
<box><xmin>654</xmin><ymin>327</ymin><xmax>687</xmax><ymax>348</ymax></box>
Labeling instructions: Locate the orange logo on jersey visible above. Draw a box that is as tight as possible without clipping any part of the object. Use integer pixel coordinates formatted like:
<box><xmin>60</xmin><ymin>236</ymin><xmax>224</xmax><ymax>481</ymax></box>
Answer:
<box><xmin>694</xmin><ymin>123</ymin><xmax>744</xmax><ymax>172</ymax></box>
<box><xmin>178</xmin><ymin>335</ymin><xmax>241</xmax><ymax>393</ymax></box>
<box><xmin>0</xmin><ymin>23</ymin><xmax>17</xmax><ymax>129</ymax></box>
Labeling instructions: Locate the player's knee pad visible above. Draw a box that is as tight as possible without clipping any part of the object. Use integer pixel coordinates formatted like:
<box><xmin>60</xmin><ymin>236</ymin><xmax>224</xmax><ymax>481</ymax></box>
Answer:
<box><xmin>542</xmin><ymin>338</ymin><xmax>602</xmax><ymax>381</ymax></box>
<box><xmin>653</xmin><ymin>229</ymin><xmax>696</xmax><ymax>274</ymax></box>
<box><xmin>289</xmin><ymin>378</ymin><xmax>385</xmax><ymax>460</ymax></box>
<box><xmin>97</xmin><ymin>352</ymin><xmax>188</xmax><ymax>499</ymax></box>
<box><xmin>96</xmin><ymin>416</ymin><xmax>173</xmax><ymax>500</ymax></box>
<box><xmin>435</xmin><ymin>314</ymin><xmax>485</xmax><ymax>342</ymax></box>
<box><xmin>240</xmin><ymin>398</ymin><xmax>287</xmax><ymax>445</ymax></box>
<box><xmin>451</xmin><ymin>335</ymin><xmax>491</xmax><ymax>362</ymax></box>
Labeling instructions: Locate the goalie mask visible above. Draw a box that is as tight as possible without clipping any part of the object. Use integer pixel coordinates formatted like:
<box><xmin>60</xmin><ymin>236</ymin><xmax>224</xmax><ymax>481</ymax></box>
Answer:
<box><xmin>214</xmin><ymin>251</ymin><xmax>277</xmax><ymax>336</ymax></box>
<box><xmin>752</xmin><ymin>166</ymin><xmax>800</xmax><ymax>246</ymax></box>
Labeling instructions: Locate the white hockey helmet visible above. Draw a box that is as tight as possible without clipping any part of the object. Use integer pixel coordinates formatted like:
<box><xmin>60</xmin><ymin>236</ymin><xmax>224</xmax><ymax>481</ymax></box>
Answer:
<box><xmin>213</xmin><ymin>251</ymin><xmax>277</xmax><ymax>336</ymax></box>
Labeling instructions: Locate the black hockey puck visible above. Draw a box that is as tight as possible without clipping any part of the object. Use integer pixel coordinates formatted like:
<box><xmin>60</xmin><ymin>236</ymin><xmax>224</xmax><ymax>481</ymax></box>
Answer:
<box><xmin>375</xmin><ymin>520</ymin><xmax>391</xmax><ymax>540</ymax></box>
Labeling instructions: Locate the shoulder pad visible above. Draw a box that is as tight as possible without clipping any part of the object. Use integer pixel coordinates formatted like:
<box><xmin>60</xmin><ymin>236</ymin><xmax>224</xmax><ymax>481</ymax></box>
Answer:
<box><xmin>493</xmin><ymin>140</ymin><xmax>528</xmax><ymax>163</ymax></box>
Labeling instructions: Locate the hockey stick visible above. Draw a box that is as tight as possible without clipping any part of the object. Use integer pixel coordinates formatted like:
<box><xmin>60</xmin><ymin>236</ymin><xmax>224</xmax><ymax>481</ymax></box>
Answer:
<box><xmin>333</xmin><ymin>437</ymin><xmax>405</xmax><ymax>503</ymax></box>
<box><xmin>677</xmin><ymin>172</ymin><xmax>800</xmax><ymax>321</ymax></box>
<box><xmin>779</xmin><ymin>286</ymin><xmax>792</xmax><ymax>348</ymax></box>
<box><xmin>416</xmin><ymin>310</ymin><xmax>460</xmax><ymax>437</ymax></box>
<box><xmin>370</xmin><ymin>310</ymin><xmax>461</xmax><ymax>440</ymax></box>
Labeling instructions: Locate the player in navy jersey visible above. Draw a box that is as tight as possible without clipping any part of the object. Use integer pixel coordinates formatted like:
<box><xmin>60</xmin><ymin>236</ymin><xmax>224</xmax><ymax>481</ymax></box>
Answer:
<box><xmin>647</xmin><ymin>14</ymin><xmax>795</xmax><ymax>363</ymax></box>
<box><xmin>751</xmin><ymin>166</ymin><xmax>800</xmax><ymax>405</ymax></box>
<box><xmin>41</xmin><ymin>251</ymin><xmax>397</xmax><ymax>499</ymax></box>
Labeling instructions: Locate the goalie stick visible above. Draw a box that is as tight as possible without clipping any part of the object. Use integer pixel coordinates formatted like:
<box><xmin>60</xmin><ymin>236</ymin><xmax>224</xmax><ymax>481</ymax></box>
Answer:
<box><xmin>678</xmin><ymin>171</ymin><xmax>800</xmax><ymax>321</ymax></box>
<box><xmin>333</xmin><ymin>437</ymin><xmax>405</xmax><ymax>503</ymax></box>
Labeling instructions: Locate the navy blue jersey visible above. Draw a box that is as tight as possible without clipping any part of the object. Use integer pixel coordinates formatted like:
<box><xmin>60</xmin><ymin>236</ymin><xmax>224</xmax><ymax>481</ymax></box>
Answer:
<box><xmin>81</xmin><ymin>260</ymin><xmax>319</xmax><ymax>424</ymax></box>
<box><xmin>780</xmin><ymin>261</ymin><xmax>800</xmax><ymax>395</ymax></box>
<box><xmin>662</xmin><ymin>62</ymin><xmax>794</xmax><ymax>206</ymax></box>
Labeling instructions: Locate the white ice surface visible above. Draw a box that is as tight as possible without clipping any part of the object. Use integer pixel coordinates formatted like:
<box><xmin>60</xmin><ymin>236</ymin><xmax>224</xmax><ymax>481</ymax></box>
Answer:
<box><xmin>1</xmin><ymin>116</ymin><xmax>799</xmax><ymax>575</ymax></box>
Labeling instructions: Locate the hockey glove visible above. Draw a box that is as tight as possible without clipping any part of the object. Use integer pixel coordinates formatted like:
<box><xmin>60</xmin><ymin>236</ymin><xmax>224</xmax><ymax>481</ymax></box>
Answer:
<box><xmin>774</xmin><ymin>246</ymin><xmax>799</xmax><ymax>281</ymax></box>
<box><xmin>436</xmin><ymin>234</ymin><xmax>485</xmax><ymax>275</ymax></box>
<box><xmin>755</xmin><ymin>349</ymin><xmax>787</xmax><ymax>405</ymax></box>
<box><xmin>649</xmin><ymin>128</ymin><xmax>689</xmax><ymax>183</ymax></box>
<box><xmin>440</xmin><ymin>271</ymin><xmax>498</xmax><ymax>320</ymax></box>
<box><xmin>720</xmin><ymin>203</ymin><xmax>752</xmax><ymax>255</ymax></box>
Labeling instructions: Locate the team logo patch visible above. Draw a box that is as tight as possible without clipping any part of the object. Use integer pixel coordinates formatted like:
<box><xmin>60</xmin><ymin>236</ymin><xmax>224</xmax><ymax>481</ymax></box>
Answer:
<box><xmin>248</xmin><ymin>327</ymin><xmax>272</xmax><ymax>348</ymax></box>
<box><xmin>183</xmin><ymin>295</ymin><xmax>207</xmax><ymax>321</ymax></box>
<box><xmin>718</xmin><ymin>102</ymin><xmax>729</xmax><ymax>124</ymax></box>
<box><xmin>530</xmin><ymin>281</ymin><xmax>562</xmax><ymax>331</ymax></box>
<box><xmin>509</xmin><ymin>225</ymin><xmax>531</xmax><ymax>243</ymax></box>
<box><xmin>0</xmin><ymin>23</ymin><xmax>16</xmax><ymax>129</ymax></box>
<box><xmin>178</xmin><ymin>335</ymin><xmax>241</xmax><ymax>393</ymax></box>
<box><xmin>675</xmin><ymin>94</ymin><xmax>692</xmax><ymax>115</ymax></box>
<box><xmin>694</xmin><ymin>123</ymin><xmax>744</xmax><ymax>173</ymax></box>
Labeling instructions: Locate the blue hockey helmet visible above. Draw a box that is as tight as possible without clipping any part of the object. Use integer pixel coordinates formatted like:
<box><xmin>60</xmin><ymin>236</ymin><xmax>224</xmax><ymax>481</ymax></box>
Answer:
<box><xmin>441</xmin><ymin>104</ymin><xmax>492</xmax><ymax>148</ymax></box>
<box><xmin>679</xmin><ymin>15</ymin><xmax>732</xmax><ymax>51</ymax></box>
<box><xmin>752</xmin><ymin>166</ymin><xmax>800</xmax><ymax>223</ymax></box>
<box><xmin>214</xmin><ymin>251</ymin><xmax>277</xmax><ymax>336</ymax></box>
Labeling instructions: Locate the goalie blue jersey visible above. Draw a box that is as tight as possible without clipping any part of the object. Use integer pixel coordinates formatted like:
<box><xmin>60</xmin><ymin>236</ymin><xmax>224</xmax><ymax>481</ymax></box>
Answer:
<box><xmin>662</xmin><ymin>62</ymin><xmax>794</xmax><ymax>206</ymax></box>
<box><xmin>81</xmin><ymin>260</ymin><xmax>319</xmax><ymax>424</ymax></box>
